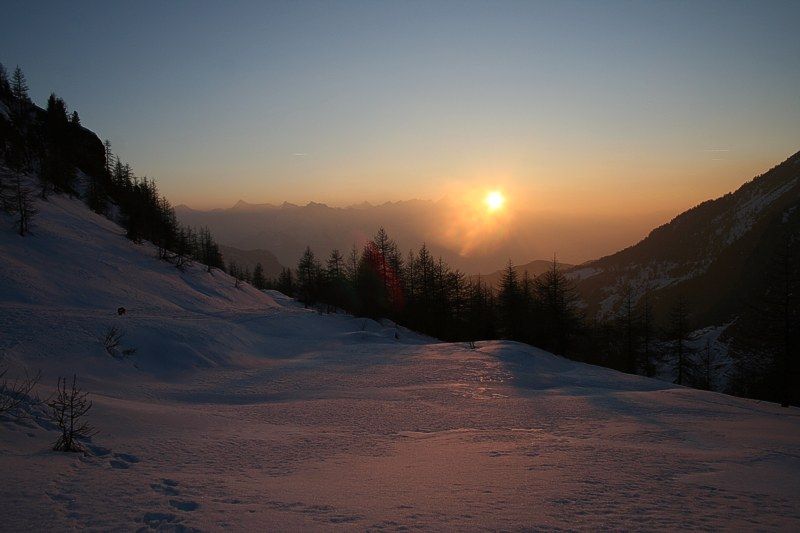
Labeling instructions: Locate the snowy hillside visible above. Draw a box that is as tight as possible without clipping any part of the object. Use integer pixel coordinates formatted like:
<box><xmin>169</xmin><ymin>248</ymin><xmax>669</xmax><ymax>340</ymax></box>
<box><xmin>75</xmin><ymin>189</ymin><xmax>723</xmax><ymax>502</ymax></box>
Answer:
<box><xmin>571</xmin><ymin>150</ymin><xmax>800</xmax><ymax>322</ymax></box>
<box><xmin>1</xmin><ymin>189</ymin><xmax>800</xmax><ymax>530</ymax></box>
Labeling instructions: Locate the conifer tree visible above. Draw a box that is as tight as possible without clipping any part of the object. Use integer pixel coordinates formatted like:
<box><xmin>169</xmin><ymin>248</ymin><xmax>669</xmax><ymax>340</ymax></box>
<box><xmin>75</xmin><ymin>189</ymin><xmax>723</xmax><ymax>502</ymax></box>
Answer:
<box><xmin>252</xmin><ymin>262</ymin><xmax>266</xmax><ymax>290</ymax></box>
<box><xmin>666</xmin><ymin>296</ymin><xmax>693</xmax><ymax>385</ymax></box>
<box><xmin>498</xmin><ymin>261</ymin><xmax>524</xmax><ymax>340</ymax></box>
<box><xmin>616</xmin><ymin>286</ymin><xmax>640</xmax><ymax>373</ymax></box>
<box><xmin>730</xmin><ymin>231</ymin><xmax>799</xmax><ymax>405</ymax></box>
<box><xmin>11</xmin><ymin>66</ymin><xmax>28</xmax><ymax>102</ymax></box>
<box><xmin>296</xmin><ymin>246</ymin><xmax>320</xmax><ymax>306</ymax></box>
<box><xmin>323</xmin><ymin>249</ymin><xmax>348</xmax><ymax>311</ymax></box>
<box><xmin>277</xmin><ymin>267</ymin><xmax>294</xmax><ymax>296</ymax></box>
<box><xmin>103</xmin><ymin>140</ymin><xmax>114</xmax><ymax>177</ymax></box>
<box><xmin>640</xmin><ymin>285</ymin><xmax>656</xmax><ymax>376</ymax></box>
<box><xmin>0</xmin><ymin>62</ymin><xmax>11</xmax><ymax>99</ymax></box>
<box><xmin>533</xmin><ymin>257</ymin><xmax>582</xmax><ymax>356</ymax></box>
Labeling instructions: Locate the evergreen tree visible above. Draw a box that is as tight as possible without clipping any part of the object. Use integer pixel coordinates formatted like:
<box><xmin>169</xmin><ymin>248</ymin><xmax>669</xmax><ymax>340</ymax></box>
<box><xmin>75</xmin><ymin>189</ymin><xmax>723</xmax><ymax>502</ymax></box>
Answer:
<box><xmin>640</xmin><ymin>285</ymin><xmax>657</xmax><ymax>376</ymax></box>
<box><xmin>464</xmin><ymin>278</ymin><xmax>496</xmax><ymax>347</ymax></box>
<box><xmin>197</xmin><ymin>227</ymin><xmax>223</xmax><ymax>272</ymax></box>
<box><xmin>41</xmin><ymin>93</ymin><xmax>75</xmax><ymax>195</ymax></box>
<box><xmin>0</xmin><ymin>62</ymin><xmax>10</xmax><ymax>99</ymax></box>
<box><xmin>730</xmin><ymin>231</ymin><xmax>799</xmax><ymax>405</ymax></box>
<box><xmin>697</xmin><ymin>339</ymin><xmax>723</xmax><ymax>391</ymax></box>
<box><xmin>367</xmin><ymin>228</ymin><xmax>403</xmax><ymax>313</ymax></box>
<box><xmin>252</xmin><ymin>262</ymin><xmax>266</xmax><ymax>290</ymax></box>
<box><xmin>11</xmin><ymin>66</ymin><xmax>28</xmax><ymax>102</ymax></box>
<box><xmin>323</xmin><ymin>249</ymin><xmax>349</xmax><ymax>311</ymax></box>
<box><xmin>666</xmin><ymin>296</ymin><xmax>693</xmax><ymax>385</ymax></box>
<box><xmin>103</xmin><ymin>140</ymin><xmax>114</xmax><ymax>177</ymax></box>
<box><xmin>296</xmin><ymin>247</ymin><xmax>320</xmax><ymax>306</ymax></box>
<box><xmin>615</xmin><ymin>286</ymin><xmax>640</xmax><ymax>373</ymax></box>
<box><xmin>277</xmin><ymin>267</ymin><xmax>294</xmax><ymax>296</ymax></box>
<box><xmin>498</xmin><ymin>261</ymin><xmax>524</xmax><ymax>340</ymax></box>
<box><xmin>533</xmin><ymin>258</ymin><xmax>582</xmax><ymax>356</ymax></box>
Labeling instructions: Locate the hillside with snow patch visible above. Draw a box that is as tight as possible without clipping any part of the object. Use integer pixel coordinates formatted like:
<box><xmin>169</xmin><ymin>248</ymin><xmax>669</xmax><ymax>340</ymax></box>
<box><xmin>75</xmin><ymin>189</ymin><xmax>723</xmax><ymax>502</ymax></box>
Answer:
<box><xmin>1</xmin><ymin>183</ymin><xmax>799</xmax><ymax>530</ymax></box>
<box><xmin>571</xmin><ymin>150</ymin><xmax>800</xmax><ymax>324</ymax></box>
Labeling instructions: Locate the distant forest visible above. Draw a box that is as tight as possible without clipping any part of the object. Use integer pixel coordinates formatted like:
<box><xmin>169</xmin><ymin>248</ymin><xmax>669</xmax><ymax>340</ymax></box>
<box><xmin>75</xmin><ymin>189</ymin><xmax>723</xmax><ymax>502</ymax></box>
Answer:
<box><xmin>1</xmin><ymin>63</ymin><xmax>795</xmax><ymax>407</ymax></box>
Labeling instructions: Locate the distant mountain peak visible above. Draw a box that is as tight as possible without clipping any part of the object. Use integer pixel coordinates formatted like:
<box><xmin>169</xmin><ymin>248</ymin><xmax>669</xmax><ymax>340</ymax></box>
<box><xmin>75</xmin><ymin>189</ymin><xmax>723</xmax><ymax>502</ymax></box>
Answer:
<box><xmin>230</xmin><ymin>199</ymin><xmax>278</xmax><ymax>211</ymax></box>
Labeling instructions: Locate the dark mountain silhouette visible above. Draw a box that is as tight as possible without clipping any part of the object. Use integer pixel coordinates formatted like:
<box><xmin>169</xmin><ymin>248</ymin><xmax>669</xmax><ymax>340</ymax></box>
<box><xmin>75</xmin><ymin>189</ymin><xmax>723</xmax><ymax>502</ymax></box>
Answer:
<box><xmin>570</xmin><ymin>150</ymin><xmax>800</xmax><ymax>328</ymax></box>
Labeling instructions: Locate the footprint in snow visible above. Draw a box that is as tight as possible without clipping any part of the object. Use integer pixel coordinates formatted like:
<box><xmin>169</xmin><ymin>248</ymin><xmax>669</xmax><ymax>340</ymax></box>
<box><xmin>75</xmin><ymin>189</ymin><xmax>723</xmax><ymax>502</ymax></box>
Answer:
<box><xmin>86</xmin><ymin>444</ymin><xmax>112</xmax><ymax>457</ymax></box>
<box><xmin>139</xmin><ymin>511</ymin><xmax>178</xmax><ymax>528</ymax></box>
<box><xmin>169</xmin><ymin>499</ymin><xmax>200</xmax><ymax>512</ymax></box>
<box><xmin>109</xmin><ymin>452</ymin><xmax>140</xmax><ymax>469</ymax></box>
<box><xmin>151</xmin><ymin>479</ymin><xmax>181</xmax><ymax>496</ymax></box>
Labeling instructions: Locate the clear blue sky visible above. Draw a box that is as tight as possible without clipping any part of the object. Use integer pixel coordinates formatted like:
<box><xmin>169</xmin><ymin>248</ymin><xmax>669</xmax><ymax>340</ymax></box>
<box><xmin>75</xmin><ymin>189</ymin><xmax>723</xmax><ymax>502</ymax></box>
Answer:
<box><xmin>3</xmin><ymin>0</ymin><xmax>799</xmax><ymax>211</ymax></box>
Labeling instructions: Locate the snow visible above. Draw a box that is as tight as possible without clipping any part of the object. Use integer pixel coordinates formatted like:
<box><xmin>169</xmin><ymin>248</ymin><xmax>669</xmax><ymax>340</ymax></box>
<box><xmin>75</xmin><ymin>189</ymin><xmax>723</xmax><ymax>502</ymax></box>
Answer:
<box><xmin>784</xmin><ymin>205</ymin><xmax>798</xmax><ymax>224</ymax></box>
<box><xmin>720</xmin><ymin>177</ymin><xmax>799</xmax><ymax>245</ymax></box>
<box><xmin>1</xmin><ymin>189</ymin><xmax>800</xmax><ymax>530</ymax></box>
<box><xmin>566</xmin><ymin>265</ymin><xmax>599</xmax><ymax>281</ymax></box>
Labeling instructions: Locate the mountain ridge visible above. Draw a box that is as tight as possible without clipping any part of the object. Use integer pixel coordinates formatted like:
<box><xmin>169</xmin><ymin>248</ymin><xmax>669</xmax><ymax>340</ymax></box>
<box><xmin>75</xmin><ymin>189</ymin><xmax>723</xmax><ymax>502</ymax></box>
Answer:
<box><xmin>569</xmin><ymin>150</ymin><xmax>800</xmax><ymax>327</ymax></box>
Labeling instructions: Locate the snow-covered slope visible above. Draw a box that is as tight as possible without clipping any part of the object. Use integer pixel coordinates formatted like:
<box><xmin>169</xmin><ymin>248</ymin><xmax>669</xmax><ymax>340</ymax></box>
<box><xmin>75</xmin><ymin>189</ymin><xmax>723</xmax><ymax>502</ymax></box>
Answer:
<box><xmin>1</xmin><ymin>189</ymin><xmax>799</xmax><ymax>530</ymax></box>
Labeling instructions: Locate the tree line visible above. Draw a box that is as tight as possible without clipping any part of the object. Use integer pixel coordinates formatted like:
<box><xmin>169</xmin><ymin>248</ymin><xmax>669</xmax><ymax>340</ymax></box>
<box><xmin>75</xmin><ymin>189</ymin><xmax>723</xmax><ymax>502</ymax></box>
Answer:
<box><xmin>234</xmin><ymin>225</ymin><xmax>796</xmax><ymax>406</ymax></box>
<box><xmin>237</xmin><ymin>227</ymin><xmax>690</xmax><ymax>375</ymax></box>
<box><xmin>0</xmin><ymin>63</ymin><xmax>224</xmax><ymax>272</ymax></box>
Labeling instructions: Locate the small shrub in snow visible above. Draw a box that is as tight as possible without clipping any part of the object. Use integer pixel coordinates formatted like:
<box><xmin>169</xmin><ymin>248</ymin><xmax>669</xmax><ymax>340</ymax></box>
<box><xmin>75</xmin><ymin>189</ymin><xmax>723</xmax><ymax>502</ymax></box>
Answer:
<box><xmin>0</xmin><ymin>363</ymin><xmax>41</xmax><ymax>418</ymax></box>
<box><xmin>101</xmin><ymin>326</ymin><xmax>123</xmax><ymax>355</ymax></box>
<box><xmin>48</xmin><ymin>375</ymin><xmax>95</xmax><ymax>452</ymax></box>
<box><xmin>100</xmin><ymin>326</ymin><xmax>136</xmax><ymax>358</ymax></box>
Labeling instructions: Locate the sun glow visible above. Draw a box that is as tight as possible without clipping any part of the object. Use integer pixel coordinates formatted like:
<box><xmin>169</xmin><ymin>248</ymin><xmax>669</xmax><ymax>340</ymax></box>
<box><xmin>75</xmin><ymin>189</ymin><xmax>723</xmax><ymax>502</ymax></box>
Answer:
<box><xmin>485</xmin><ymin>190</ymin><xmax>506</xmax><ymax>213</ymax></box>
<box><xmin>433</xmin><ymin>183</ymin><xmax>515</xmax><ymax>259</ymax></box>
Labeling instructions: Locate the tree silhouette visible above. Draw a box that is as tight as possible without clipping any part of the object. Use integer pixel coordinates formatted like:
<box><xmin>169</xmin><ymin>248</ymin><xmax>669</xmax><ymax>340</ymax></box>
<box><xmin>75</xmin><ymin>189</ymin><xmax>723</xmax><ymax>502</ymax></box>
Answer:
<box><xmin>666</xmin><ymin>296</ymin><xmax>693</xmax><ymax>385</ymax></box>
<box><xmin>12</xmin><ymin>174</ymin><xmax>36</xmax><ymax>236</ymax></box>
<box><xmin>49</xmin><ymin>375</ymin><xmax>96</xmax><ymax>452</ymax></box>
<box><xmin>11</xmin><ymin>65</ymin><xmax>28</xmax><ymax>102</ymax></box>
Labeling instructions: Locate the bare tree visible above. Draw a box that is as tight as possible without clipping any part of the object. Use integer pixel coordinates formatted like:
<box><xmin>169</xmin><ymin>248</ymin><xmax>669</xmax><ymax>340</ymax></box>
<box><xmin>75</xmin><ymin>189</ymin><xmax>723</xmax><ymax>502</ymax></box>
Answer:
<box><xmin>698</xmin><ymin>339</ymin><xmax>724</xmax><ymax>391</ymax></box>
<box><xmin>48</xmin><ymin>375</ymin><xmax>96</xmax><ymax>452</ymax></box>
<box><xmin>12</xmin><ymin>174</ymin><xmax>37</xmax><ymax>236</ymax></box>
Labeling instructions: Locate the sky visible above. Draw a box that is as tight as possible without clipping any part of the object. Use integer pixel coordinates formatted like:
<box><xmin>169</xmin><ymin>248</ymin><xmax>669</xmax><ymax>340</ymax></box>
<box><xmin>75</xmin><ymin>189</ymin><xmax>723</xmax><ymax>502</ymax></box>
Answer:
<box><xmin>2</xmin><ymin>0</ymin><xmax>799</xmax><ymax>216</ymax></box>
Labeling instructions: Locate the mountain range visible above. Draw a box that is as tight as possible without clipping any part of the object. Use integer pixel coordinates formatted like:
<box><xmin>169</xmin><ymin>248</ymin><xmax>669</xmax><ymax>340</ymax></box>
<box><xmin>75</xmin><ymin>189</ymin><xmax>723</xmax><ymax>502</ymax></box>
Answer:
<box><xmin>174</xmin><ymin>199</ymin><xmax>668</xmax><ymax>274</ymax></box>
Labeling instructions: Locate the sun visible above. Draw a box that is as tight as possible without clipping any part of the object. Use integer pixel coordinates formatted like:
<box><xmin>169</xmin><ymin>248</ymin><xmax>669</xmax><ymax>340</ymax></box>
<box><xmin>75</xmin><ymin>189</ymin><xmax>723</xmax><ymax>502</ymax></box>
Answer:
<box><xmin>484</xmin><ymin>190</ymin><xmax>506</xmax><ymax>213</ymax></box>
